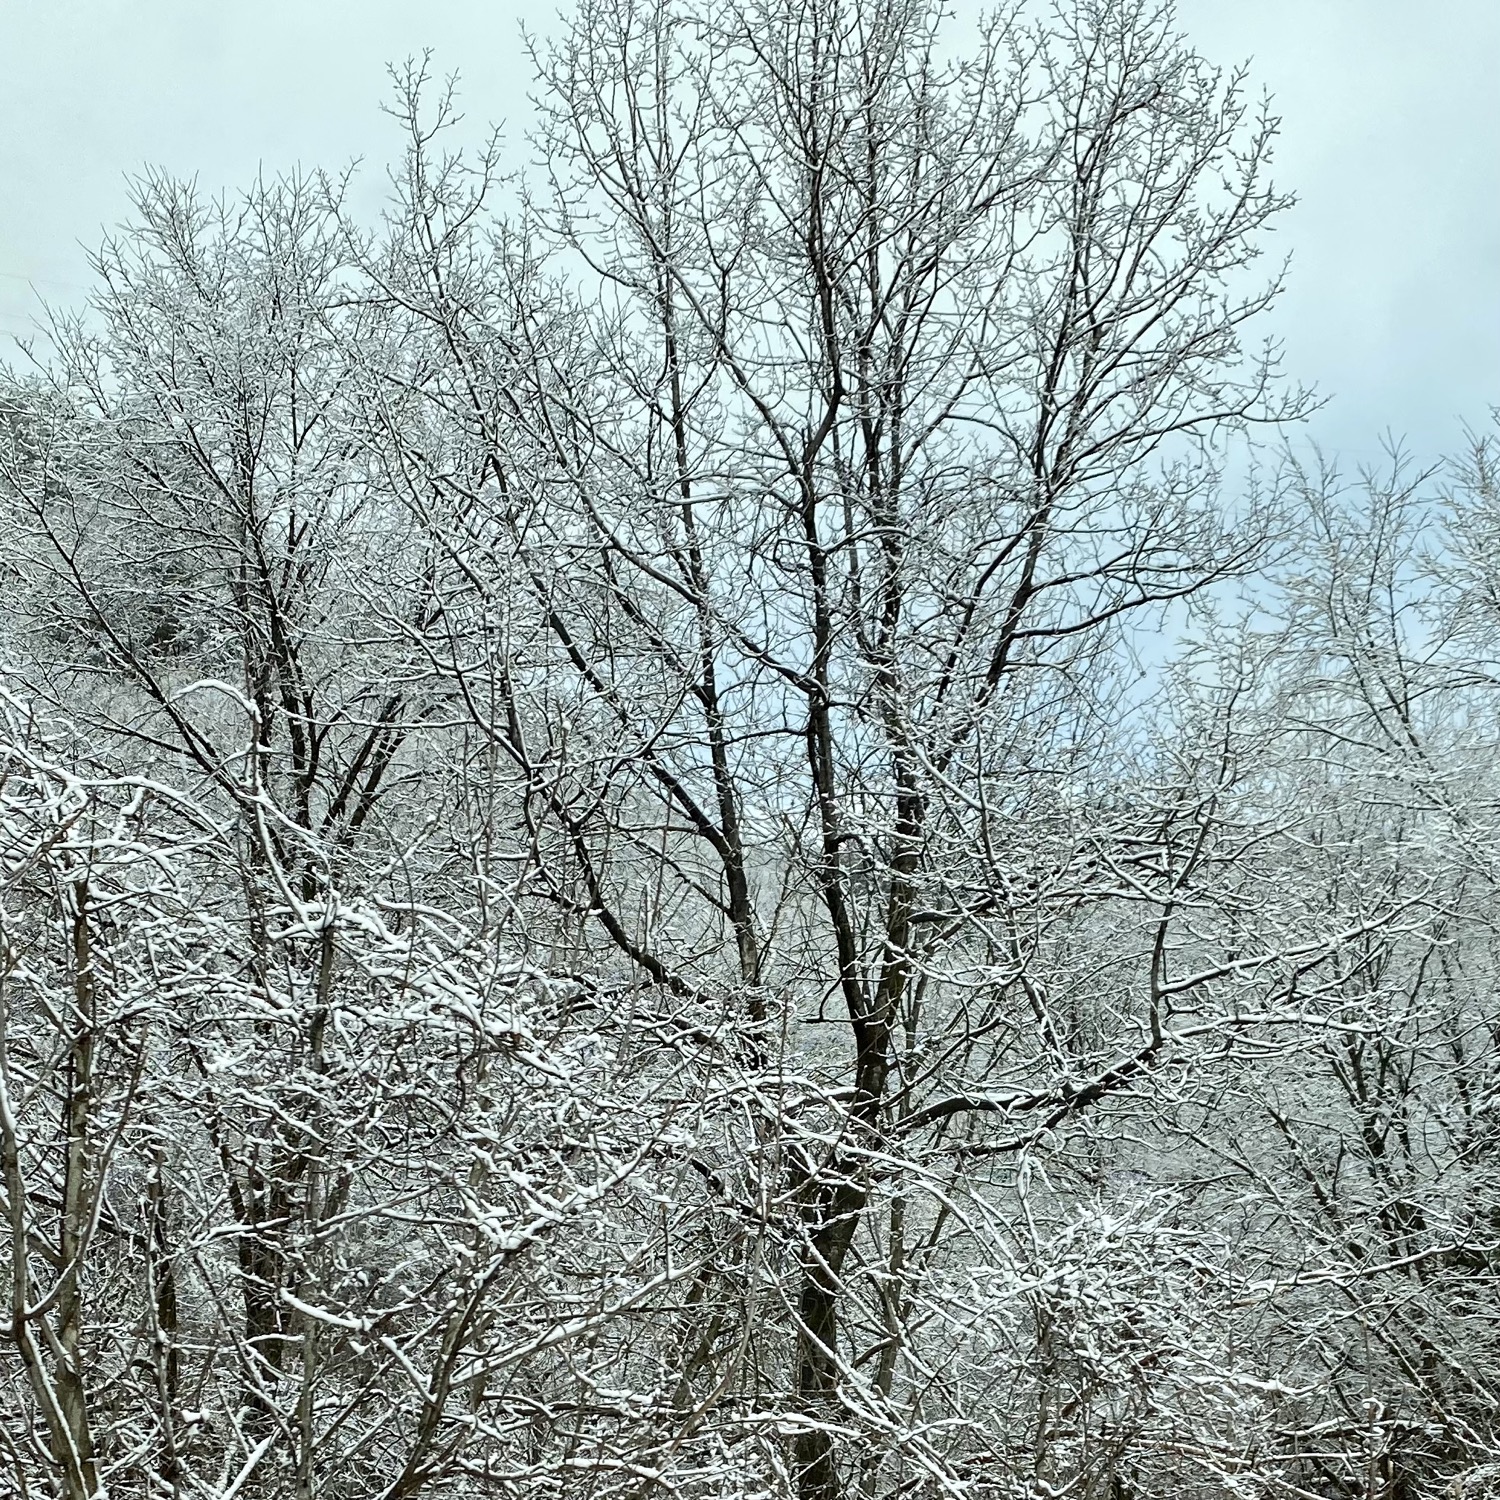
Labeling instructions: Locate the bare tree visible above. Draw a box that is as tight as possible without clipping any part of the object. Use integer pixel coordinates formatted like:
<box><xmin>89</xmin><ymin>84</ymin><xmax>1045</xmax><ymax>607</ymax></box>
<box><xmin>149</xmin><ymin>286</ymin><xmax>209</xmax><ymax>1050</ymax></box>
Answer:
<box><xmin>351</xmin><ymin>2</ymin><xmax>1341</xmax><ymax>1495</ymax></box>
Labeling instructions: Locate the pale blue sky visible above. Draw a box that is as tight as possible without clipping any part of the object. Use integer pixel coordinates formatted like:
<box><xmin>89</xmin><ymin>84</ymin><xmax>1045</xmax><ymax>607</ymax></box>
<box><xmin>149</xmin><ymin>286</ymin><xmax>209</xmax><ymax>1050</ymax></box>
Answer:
<box><xmin>3</xmin><ymin>1</ymin><xmax>1499</xmax><ymax>467</ymax></box>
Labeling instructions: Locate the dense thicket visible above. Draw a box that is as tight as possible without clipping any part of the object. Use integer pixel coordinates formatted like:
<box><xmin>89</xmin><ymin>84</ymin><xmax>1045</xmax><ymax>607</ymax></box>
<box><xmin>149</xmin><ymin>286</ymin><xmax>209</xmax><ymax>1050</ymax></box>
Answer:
<box><xmin>2</xmin><ymin>3</ymin><xmax>1499</xmax><ymax>1498</ymax></box>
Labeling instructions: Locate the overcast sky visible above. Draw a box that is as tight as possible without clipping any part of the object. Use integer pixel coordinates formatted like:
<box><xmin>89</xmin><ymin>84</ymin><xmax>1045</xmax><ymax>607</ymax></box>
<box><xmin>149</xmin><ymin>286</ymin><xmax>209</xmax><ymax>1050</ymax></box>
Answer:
<box><xmin>3</xmin><ymin>0</ymin><xmax>1498</xmax><ymax>469</ymax></box>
